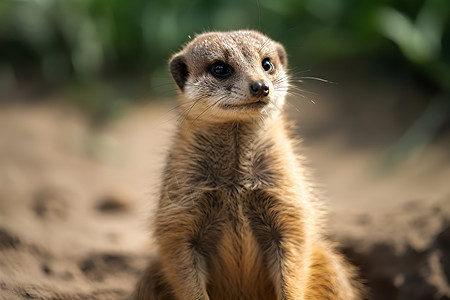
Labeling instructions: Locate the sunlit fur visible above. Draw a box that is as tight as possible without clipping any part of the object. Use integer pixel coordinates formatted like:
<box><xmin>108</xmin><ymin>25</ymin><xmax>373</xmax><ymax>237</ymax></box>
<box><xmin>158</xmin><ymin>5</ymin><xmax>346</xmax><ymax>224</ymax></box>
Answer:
<box><xmin>134</xmin><ymin>30</ymin><xmax>362</xmax><ymax>300</ymax></box>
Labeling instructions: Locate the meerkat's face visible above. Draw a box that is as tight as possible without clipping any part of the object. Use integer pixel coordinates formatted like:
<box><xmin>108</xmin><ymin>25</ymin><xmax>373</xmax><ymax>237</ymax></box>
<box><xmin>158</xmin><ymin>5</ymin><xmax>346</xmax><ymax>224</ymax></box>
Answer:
<box><xmin>169</xmin><ymin>30</ymin><xmax>289</xmax><ymax>123</ymax></box>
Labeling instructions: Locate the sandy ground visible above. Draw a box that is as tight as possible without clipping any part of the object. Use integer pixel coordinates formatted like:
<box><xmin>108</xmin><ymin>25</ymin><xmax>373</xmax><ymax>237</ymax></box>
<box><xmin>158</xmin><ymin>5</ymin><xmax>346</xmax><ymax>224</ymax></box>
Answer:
<box><xmin>0</xmin><ymin>98</ymin><xmax>449</xmax><ymax>299</ymax></box>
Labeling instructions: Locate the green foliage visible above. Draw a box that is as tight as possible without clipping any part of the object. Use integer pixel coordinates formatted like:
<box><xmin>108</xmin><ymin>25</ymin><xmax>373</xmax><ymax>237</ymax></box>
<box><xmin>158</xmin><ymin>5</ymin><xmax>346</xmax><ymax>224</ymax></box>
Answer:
<box><xmin>0</xmin><ymin>0</ymin><xmax>449</xmax><ymax>94</ymax></box>
<box><xmin>1</xmin><ymin>0</ymin><xmax>448</xmax><ymax>163</ymax></box>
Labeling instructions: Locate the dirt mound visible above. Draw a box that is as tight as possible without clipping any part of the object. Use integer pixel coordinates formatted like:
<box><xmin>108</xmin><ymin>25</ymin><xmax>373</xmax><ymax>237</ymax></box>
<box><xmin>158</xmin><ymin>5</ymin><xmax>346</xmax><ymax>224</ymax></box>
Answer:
<box><xmin>0</xmin><ymin>102</ymin><xmax>448</xmax><ymax>299</ymax></box>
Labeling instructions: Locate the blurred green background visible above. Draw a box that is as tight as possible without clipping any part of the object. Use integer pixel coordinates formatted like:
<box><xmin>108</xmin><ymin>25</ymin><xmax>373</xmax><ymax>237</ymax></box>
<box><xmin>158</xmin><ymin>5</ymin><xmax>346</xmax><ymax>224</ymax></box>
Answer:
<box><xmin>1</xmin><ymin>2</ymin><xmax>449</xmax><ymax>298</ymax></box>
<box><xmin>1</xmin><ymin>0</ymin><xmax>449</xmax><ymax>158</ymax></box>
<box><xmin>1</xmin><ymin>0</ymin><xmax>449</xmax><ymax>89</ymax></box>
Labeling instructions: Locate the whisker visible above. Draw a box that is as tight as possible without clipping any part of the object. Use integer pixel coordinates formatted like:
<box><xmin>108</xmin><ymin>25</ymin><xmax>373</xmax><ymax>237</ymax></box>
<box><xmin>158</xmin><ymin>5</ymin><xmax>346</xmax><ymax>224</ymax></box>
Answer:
<box><xmin>288</xmin><ymin>85</ymin><xmax>319</xmax><ymax>96</ymax></box>
<box><xmin>297</xmin><ymin>77</ymin><xmax>336</xmax><ymax>84</ymax></box>
<box><xmin>152</xmin><ymin>99</ymin><xmax>197</xmax><ymax>128</ymax></box>
<box><xmin>178</xmin><ymin>99</ymin><xmax>200</xmax><ymax>125</ymax></box>
<box><xmin>282</xmin><ymin>98</ymin><xmax>301</xmax><ymax>112</ymax></box>
<box><xmin>289</xmin><ymin>69</ymin><xmax>312</xmax><ymax>76</ymax></box>
<box><xmin>193</xmin><ymin>96</ymin><xmax>223</xmax><ymax>122</ymax></box>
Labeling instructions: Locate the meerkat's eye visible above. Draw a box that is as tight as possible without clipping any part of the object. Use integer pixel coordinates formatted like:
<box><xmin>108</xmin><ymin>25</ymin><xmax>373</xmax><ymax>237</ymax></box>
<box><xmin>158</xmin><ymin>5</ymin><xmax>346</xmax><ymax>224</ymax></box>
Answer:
<box><xmin>209</xmin><ymin>61</ymin><xmax>233</xmax><ymax>78</ymax></box>
<box><xmin>262</xmin><ymin>58</ymin><xmax>274</xmax><ymax>72</ymax></box>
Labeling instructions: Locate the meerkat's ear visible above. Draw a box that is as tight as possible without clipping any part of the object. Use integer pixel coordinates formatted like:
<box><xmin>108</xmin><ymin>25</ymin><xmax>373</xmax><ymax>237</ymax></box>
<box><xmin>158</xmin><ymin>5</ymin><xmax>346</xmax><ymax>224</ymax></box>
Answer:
<box><xmin>274</xmin><ymin>42</ymin><xmax>288</xmax><ymax>67</ymax></box>
<box><xmin>169</xmin><ymin>54</ymin><xmax>189</xmax><ymax>91</ymax></box>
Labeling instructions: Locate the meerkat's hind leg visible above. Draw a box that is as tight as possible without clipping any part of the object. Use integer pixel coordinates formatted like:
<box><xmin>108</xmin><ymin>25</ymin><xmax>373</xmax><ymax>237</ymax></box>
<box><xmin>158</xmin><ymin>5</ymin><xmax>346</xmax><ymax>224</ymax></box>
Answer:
<box><xmin>132</xmin><ymin>256</ymin><xmax>177</xmax><ymax>300</ymax></box>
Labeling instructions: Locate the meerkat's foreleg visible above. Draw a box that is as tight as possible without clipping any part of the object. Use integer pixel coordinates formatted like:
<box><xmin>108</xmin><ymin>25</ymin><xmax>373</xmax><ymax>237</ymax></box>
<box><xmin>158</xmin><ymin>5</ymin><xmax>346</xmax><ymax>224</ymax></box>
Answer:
<box><xmin>155</xmin><ymin>191</ymin><xmax>225</xmax><ymax>300</ymax></box>
<box><xmin>156</xmin><ymin>218</ymin><xmax>210</xmax><ymax>299</ymax></box>
<box><xmin>245</xmin><ymin>190</ymin><xmax>307</xmax><ymax>300</ymax></box>
<box><xmin>160</xmin><ymin>244</ymin><xmax>210</xmax><ymax>300</ymax></box>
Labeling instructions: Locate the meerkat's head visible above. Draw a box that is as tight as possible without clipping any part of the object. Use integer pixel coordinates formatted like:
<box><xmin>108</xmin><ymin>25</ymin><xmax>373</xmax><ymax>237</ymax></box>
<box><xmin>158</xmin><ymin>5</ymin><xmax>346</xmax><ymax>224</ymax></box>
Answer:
<box><xmin>169</xmin><ymin>30</ymin><xmax>289</xmax><ymax>123</ymax></box>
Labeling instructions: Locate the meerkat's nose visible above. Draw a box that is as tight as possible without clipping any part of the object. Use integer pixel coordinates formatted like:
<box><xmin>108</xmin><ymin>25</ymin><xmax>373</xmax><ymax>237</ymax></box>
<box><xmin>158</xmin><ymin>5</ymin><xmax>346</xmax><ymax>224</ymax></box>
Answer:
<box><xmin>250</xmin><ymin>82</ymin><xmax>269</xmax><ymax>97</ymax></box>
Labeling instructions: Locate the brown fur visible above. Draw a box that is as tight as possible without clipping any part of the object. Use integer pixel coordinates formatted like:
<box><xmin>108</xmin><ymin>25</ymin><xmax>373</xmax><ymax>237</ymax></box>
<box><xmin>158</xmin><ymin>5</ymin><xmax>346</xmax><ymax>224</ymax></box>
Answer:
<box><xmin>134</xmin><ymin>30</ymin><xmax>362</xmax><ymax>300</ymax></box>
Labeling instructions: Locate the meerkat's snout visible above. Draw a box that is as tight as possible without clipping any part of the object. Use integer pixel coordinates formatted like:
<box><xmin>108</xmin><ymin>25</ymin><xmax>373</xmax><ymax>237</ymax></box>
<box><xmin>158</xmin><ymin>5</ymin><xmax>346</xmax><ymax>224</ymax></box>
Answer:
<box><xmin>249</xmin><ymin>81</ymin><xmax>270</xmax><ymax>98</ymax></box>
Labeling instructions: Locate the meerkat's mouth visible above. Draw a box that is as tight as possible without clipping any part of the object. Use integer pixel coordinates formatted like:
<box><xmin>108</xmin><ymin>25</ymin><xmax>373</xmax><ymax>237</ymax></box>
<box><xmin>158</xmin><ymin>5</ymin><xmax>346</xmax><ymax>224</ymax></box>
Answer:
<box><xmin>221</xmin><ymin>99</ymin><xmax>269</xmax><ymax>110</ymax></box>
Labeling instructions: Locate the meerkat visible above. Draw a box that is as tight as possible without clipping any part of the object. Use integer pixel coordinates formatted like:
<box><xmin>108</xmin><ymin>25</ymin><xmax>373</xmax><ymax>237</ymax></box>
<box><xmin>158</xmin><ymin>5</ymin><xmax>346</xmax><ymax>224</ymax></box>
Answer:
<box><xmin>134</xmin><ymin>30</ymin><xmax>362</xmax><ymax>300</ymax></box>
